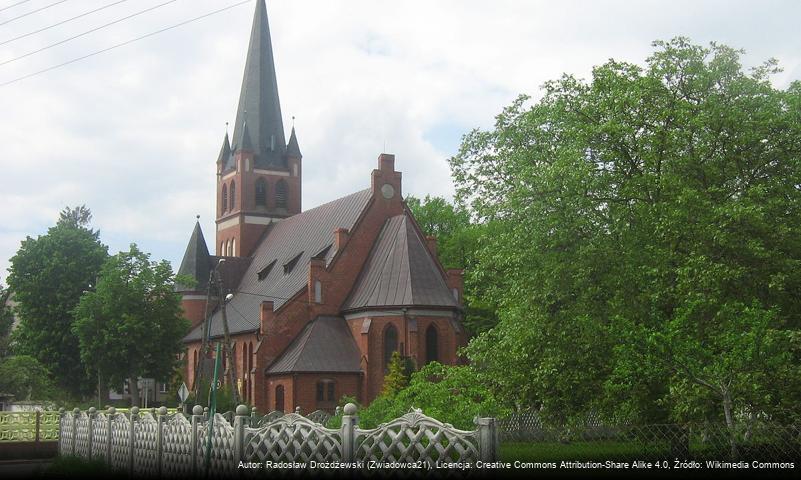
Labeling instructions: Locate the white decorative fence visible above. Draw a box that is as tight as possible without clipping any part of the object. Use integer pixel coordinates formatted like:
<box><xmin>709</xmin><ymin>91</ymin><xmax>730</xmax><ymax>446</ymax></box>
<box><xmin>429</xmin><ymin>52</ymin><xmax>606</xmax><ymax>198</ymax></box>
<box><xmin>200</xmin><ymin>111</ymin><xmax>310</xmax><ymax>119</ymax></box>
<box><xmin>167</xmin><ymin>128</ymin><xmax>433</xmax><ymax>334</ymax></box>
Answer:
<box><xmin>59</xmin><ymin>404</ymin><xmax>498</xmax><ymax>476</ymax></box>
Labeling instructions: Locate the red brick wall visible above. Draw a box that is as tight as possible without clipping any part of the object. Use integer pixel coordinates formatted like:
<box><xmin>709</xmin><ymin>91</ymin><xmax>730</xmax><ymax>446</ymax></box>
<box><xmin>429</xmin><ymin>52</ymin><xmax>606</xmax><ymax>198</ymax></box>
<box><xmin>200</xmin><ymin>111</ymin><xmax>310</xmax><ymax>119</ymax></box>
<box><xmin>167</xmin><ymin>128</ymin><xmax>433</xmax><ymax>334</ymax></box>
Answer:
<box><xmin>180</xmin><ymin>297</ymin><xmax>207</xmax><ymax>329</ymax></box>
<box><xmin>265</xmin><ymin>373</ymin><xmax>361</xmax><ymax>414</ymax></box>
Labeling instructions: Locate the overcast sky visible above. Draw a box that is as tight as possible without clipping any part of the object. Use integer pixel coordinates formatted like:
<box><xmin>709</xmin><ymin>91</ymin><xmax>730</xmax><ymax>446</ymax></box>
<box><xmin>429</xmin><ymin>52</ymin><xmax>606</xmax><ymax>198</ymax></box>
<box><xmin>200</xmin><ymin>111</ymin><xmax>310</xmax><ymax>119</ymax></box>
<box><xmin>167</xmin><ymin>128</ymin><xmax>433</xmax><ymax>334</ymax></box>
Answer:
<box><xmin>1</xmin><ymin>0</ymin><xmax>799</xmax><ymax>282</ymax></box>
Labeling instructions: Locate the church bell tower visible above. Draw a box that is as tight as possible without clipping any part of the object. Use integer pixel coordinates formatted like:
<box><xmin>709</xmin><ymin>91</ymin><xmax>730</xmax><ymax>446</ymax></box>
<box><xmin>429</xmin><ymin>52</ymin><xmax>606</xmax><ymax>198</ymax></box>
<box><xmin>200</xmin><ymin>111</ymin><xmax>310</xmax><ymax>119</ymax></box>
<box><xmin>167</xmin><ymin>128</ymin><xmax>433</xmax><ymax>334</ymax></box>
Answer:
<box><xmin>216</xmin><ymin>0</ymin><xmax>302</xmax><ymax>258</ymax></box>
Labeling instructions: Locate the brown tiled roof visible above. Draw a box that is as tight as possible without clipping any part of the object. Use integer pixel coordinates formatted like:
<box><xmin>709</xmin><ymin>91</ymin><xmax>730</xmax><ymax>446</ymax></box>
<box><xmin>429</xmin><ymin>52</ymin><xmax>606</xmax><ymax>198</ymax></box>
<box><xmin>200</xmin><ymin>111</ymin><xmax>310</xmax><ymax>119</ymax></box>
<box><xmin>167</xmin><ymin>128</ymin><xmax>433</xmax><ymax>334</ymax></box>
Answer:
<box><xmin>183</xmin><ymin>189</ymin><xmax>372</xmax><ymax>342</ymax></box>
<box><xmin>266</xmin><ymin>316</ymin><xmax>362</xmax><ymax>374</ymax></box>
<box><xmin>342</xmin><ymin>214</ymin><xmax>459</xmax><ymax>311</ymax></box>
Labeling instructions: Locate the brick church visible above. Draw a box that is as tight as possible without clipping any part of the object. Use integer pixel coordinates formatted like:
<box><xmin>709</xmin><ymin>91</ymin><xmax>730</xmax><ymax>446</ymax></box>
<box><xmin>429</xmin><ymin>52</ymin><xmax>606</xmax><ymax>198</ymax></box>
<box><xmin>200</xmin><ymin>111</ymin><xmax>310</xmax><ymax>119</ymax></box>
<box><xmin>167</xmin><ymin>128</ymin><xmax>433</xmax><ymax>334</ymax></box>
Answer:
<box><xmin>178</xmin><ymin>0</ymin><xmax>466</xmax><ymax>413</ymax></box>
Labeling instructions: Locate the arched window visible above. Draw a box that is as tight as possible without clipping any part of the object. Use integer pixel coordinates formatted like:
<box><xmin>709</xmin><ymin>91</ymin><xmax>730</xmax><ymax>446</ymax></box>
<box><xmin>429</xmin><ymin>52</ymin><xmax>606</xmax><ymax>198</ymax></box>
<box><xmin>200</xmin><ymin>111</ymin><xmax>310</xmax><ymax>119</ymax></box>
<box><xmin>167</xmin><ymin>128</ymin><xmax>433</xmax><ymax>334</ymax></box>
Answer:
<box><xmin>275</xmin><ymin>385</ymin><xmax>285</xmax><ymax>412</ymax></box>
<box><xmin>193</xmin><ymin>349</ymin><xmax>198</xmax><ymax>377</ymax></box>
<box><xmin>426</xmin><ymin>325</ymin><xmax>439</xmax><ymax>364</ymax></box>
<box><xmin>221</xmin><ymin>242</ymin><xmax>225</xmax><ymax>255</ymax></box>
<box><xmin>231</xmin><ymin>238</ymin><xmax>236</xmax><ymax>256</ymax></box>
<box><xmin>275</xmin><ymin>179</ymin><xmax>288</xmax><ymax>209</ymax></box>
<box><xmin>384</xmin><ymin>325</ymin><xmax>398</xmax><ymax>371</ymax></box>
<box><xmin>221</xmin><ymin>184</ymin><xmax>228</xmax><ymax>212</ymax></box>
<box><xmin>255</xmin><ymin>178</ymin><xmax>267</xmax><ymax>206</ymax></box>
<box><xmin>230</xmin><ymin>181</ymin><xmax>236</xmax><ymax>210</ymax></box>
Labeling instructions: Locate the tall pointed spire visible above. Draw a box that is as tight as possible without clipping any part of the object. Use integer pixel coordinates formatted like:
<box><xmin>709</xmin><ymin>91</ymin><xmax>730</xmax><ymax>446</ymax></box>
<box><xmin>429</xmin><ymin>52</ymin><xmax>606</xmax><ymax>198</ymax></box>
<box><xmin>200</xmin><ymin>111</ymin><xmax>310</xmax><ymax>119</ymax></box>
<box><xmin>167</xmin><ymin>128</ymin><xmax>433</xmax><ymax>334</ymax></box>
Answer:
<box><xmin>231</xmin><ymin>0</ymin><xmax>285</xmax><ymax>167</ymax></box>
<box><xmin>286</xmin><ymin>126</ymin><xmax>301</xmax><ymax>159</ymax></box>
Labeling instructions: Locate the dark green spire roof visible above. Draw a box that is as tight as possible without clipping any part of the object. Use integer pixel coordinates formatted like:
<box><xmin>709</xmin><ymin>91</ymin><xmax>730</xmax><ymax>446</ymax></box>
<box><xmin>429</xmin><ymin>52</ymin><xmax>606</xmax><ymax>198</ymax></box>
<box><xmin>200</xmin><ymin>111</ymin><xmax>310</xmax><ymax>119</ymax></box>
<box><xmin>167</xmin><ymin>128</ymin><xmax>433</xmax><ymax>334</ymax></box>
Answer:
<box><xmin>231</xmin><ymin>0</ymin><xmax>285</xmax><ymax>167</ymax></box>
<box><xmin>239</xmin><ymin>121</ymin><xmax>254</xmax><ymax>152</ymax></box>
<box><xmin>286</xmin><ymin>126</ymin><xmax>301</xmax><ymax>158</ymax></box>
<box><xmin>176</xmin><ymin>221</ymin><xmax>211</xmax><ymax>293</ymax></box>
<box><xmin>217</xmin><ymin>132</ymin><xmax>231</xmax><ymax>166</ymax></box>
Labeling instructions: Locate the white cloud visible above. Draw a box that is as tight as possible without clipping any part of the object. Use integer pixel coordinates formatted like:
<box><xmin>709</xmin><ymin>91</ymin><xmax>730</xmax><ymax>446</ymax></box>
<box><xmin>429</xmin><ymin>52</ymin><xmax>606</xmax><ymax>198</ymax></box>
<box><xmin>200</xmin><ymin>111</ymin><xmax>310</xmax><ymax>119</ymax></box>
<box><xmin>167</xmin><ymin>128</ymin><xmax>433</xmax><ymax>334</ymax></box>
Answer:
<box><xmin>0</xmin><ymin>0</ymin><xmax>799</xmax><ymax>280</ymax></box>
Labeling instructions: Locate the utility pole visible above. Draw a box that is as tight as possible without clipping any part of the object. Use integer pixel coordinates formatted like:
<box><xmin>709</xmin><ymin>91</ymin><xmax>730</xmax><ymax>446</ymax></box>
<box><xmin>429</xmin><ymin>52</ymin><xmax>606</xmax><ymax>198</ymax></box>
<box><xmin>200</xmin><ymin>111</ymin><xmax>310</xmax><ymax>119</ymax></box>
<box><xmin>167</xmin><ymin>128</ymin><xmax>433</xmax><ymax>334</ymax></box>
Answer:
<box><xmin>192</xmin><ymin>268</ymin><xmax>217</xmax><ymax>400</ymax></box>
<box><xmin>215</xmin><ymin>260</ymin><xmax>239</xmax><ymax>406</ymax></box>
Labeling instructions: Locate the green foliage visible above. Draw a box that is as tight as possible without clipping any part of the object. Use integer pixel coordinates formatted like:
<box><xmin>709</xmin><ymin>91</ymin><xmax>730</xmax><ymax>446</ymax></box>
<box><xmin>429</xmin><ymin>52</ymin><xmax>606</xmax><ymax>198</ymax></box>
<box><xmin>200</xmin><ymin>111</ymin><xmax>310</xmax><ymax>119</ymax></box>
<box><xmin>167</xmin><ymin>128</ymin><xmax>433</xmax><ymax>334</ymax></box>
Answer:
<box><xmin>451</xmin><ymin>38</ymin><xmax>801</xmax><ymax>425</ymax></box>
<box><xmin>0</xmin><ymin>355</ymin><xmax>61</xmax><ymax>401</ymax></box>
<box><xmin>0</xmin><ymin>285</ymin><xmax>13</xmax><ymax>358</ymax></box>
<box><xmin>358</xmin><ymin>362</ymin><xmax>507</xmax><ymax>430</ymax></box>
<box><xmin>7</xmin><ymin>206</ymin><xmax>108</xmax><ymax>398</ymax></box>
<box><xmin>72</xmin><ymin>244</ymin><xmax>190</xmax><ymax>407</ymax></box>
<box><xmin>381</xmin><ymin>351</ymin><xmax>409</xmax><ymax>397</ymax></box>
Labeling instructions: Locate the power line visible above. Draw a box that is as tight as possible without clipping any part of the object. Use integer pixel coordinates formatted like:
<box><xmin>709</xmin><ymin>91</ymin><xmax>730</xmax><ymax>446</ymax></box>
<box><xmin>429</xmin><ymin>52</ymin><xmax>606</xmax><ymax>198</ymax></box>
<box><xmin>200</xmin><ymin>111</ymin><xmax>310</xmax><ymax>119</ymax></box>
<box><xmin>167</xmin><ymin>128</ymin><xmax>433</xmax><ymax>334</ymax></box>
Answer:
<box><xmin>0</xmin><ymin>0</ymin><xmax>130</xmax><ymax>47</ymax></box>
<box><xmin>0</xmin><ymin>0</ymin><xmax>68</xmax><ymax>27</ymax></box>
<box><xmin>0</xmin><ymin>0</ymin><xmax>252</xmax><ymax>87</ymax></box>
<box><xmin>0</xmin><ymin>0</ymin><xmax>178</xmax><ymax>67</ymax></box>
<box><xmin>0</xmin><ymin>0</ymin><xmax>33</xmax><ymax>14</ymax></box>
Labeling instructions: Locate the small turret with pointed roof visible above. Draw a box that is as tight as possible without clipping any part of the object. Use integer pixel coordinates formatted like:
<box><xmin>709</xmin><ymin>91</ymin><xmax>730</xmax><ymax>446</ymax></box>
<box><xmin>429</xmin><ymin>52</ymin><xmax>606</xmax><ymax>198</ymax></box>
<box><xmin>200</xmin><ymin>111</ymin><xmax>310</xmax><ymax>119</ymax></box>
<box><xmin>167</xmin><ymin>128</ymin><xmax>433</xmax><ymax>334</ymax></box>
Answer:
<box><xmin>286</xmin><ymin>126</ymin><xmax>301</xmax><ymax>159</ymax></box>
<box><xmin>176</xmin><ymin>220</ymin><xmax>211</xmax><ymax>293</ymax></box>
<box><xmin>217</xmin><ymin>132</ymin><xmax>232</xmax><ymax>172</ymax></box>
<box><xmin>239</xmin><ymin>121</ymin><xmax>254</xmax><ymax>152</ymax></box>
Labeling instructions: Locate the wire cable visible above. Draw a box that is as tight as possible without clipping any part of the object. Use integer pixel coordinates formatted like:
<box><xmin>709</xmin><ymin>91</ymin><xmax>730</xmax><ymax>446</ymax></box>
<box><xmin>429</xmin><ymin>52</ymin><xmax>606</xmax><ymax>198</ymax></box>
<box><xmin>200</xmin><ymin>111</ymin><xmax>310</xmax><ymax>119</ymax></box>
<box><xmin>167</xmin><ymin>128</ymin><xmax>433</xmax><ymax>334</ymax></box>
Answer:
<box><xmin>0</xmin><ymin>0</ymin><xmax>251</xmax><ymax>87</ymax></box>
<box><xmin>0</xmin><ymin>0</ymin><xmax>33</xmax><ymax>14</ymax></box>
<box><xmin>0</xmin><ymin>0</ymin><xmax>130</xmax><ymax>47</ymax></box>
<box><xmin>0</xmin><ymin>0</ymin><xmax>178</xmax><ymax>67</ymax></box>
<box><xmin>0</xmin><ymin>0</ymin><xmax>67</xmax><ymax>27</ymax></box>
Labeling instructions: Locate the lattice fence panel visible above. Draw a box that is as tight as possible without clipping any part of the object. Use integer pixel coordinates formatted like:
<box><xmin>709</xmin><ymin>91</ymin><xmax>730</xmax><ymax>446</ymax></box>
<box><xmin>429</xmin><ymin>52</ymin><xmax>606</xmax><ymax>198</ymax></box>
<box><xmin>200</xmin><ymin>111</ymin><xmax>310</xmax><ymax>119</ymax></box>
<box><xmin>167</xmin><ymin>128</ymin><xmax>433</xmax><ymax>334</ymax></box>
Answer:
<box><xmin>162</xmin><ymin>413</ymin><xmax>193</xmax><ymax>478</ymax></box>
<box><xmin>0</xmin><ymin>412</ymin><xmax>36</xmax><ymax>442</ymax></box>
<box><xmin>74</xmin><ymin>412</ymin><xmax>91</xmax><ymax>459</ymax></box>
<box><xmin>40</xmin><ymin>411</ymin><xmax>61</xmax><ymax>441</ymax></box>
<box><xmin>91</xmin><ymin>413</ymin><xmax>108</xmax><ymax>459</ymax></box>
<box><xmin>133</xmin><ymin>412</ymin><xmax>159</xmax><ymax>477</ymax></box>
<box><xmin>109</xmin><ymin>414</ymin><xmax>131</xmax><ymax>471</ymax></box>
<box><xmin>59</xmin><ymin>414</ymin><xmax>73</xmax><ymax>454</ymax></box>
<box><xmin>243</xmin><ymin>413</ymin><xmax>343</xmax><ymax>464</ymax></box>
<box><xmin>307</xmin><ymin>409</ymin><xmax>333</xmax><ymax>426</ymax></box>
<box><xmin>252</xmin><ymin>411</ymin><xmax>283</xmax><ymax>427</ymax></box>
<box><xmin>355</xmin><ymin>411</ymin><xmax>480</xmax><ymax>464</ymax></box>
<box><xmin>197</xmin><ymin>413</ymin><xmax>236</xmax><ymax>477</ymax></box>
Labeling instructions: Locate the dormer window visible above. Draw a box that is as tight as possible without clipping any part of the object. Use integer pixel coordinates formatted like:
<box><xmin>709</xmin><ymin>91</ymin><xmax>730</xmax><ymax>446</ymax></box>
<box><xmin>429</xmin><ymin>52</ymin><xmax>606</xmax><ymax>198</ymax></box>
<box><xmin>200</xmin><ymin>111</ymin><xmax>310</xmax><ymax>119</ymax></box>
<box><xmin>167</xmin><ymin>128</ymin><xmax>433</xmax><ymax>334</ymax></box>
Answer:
<box><xmin>257</xmin><ymin>260</ymin><xmax>276</xmax><ymax>281</ymax></box>
<box><xmin>283</xmin><ymin>252</ymin><xmax>303</xmax><ymax>275</ymax></box>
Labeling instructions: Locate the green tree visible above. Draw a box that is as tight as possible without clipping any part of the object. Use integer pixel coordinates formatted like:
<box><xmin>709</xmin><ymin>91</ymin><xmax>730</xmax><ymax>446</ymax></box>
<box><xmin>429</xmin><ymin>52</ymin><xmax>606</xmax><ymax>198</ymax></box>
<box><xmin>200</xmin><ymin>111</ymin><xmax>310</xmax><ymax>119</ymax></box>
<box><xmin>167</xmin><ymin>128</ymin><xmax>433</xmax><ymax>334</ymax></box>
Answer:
<box><xmin>0</xmin><ymin>285</ymin><xmax>14</xmax><ymax>358</ymax></box>
<box><xmin>0</xmin><ymin>355</ymin><xmax>60</xmax><ymax>401</ymax></box>
<box><xmin>381</xmin><ymin>351</ymin><xmax>409</xmax><ymax>397</ymax></box>
<box><xmin>7</xmin><ymin>206</ymin><xmax>108</xmax><ymax>398</ymax></box>
<box><xmin>72</xmin><ymin>244</ymin><xmax>190</xmax><ymax>407</ymax></box>
<box><xmin>451</xmin><ymin>38</ymin><xmax>801</xmax><ymax>425</ymax></box>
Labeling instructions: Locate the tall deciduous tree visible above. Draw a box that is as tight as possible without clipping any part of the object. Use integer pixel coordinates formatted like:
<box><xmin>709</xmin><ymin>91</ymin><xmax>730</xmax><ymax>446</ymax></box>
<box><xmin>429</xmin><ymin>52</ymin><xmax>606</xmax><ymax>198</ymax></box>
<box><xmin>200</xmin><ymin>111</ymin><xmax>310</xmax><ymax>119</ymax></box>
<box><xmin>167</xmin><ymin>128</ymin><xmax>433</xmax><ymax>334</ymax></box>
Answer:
<box><xmin>73</xmin><ymin>244</ymin><xmax>190</xmax><ymax>407</ymax></box>
<box><xmin>7</xmin><ymin>206</ymin><xmax>108</xmax><ymax>398</ymax></box>
<box><xmin>451</xmin><ymin>38</ymin><xmax>801</xmax><ymax>425</ymax></box>
<box><xmin>0</xmin><ymin>285</ymin><xmax>13</xmax><ymax>358</ymax></box>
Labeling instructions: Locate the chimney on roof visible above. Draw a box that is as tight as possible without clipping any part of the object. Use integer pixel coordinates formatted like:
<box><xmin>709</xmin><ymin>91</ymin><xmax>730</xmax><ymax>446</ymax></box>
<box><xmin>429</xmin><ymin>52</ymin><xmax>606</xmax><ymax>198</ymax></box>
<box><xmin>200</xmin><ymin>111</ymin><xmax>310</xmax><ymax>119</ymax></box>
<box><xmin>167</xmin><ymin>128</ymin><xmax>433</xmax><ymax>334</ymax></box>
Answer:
<box><xmin>425</xmin><ymin>235</ymin><xmax>438</xmax><ymax>257</ymax></box>
<box><xmin>334</xmin><ymin>227</ymin><xmax>349</xmax><ymax>250</ymax></box>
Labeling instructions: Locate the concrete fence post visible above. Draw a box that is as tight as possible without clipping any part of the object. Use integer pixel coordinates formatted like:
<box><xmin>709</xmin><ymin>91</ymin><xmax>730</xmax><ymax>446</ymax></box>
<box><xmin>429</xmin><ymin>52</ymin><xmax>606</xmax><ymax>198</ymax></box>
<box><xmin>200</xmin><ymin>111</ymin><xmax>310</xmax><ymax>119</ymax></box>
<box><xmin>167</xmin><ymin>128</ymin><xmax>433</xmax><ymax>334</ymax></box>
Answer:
<box><xmin>106</xmin><ymin>407</ymin><xmax>115</xmax><ymax>465</ymax></box>
<box><xmin>87</xmin><ymin>407</ymin><xmax>96</xmax><ymax>460</ymax></box>
<box><xmin>71</xmin><ymin>408</ymin><xmax>79</xmax><ymax>457</ymax></box>
<box><xmin>35</xmin><ymin>410</ymin><xmax>41</xmax><ymax>444</ymax></box>
<box><xmin>57</xmin><ymin>408</ymin><xmax>65</xmax><ymax>455</ymax></box>
<box><xmin>191</xmin><ymin>405</ymin><xmax>203</xmax><ymax>477</ymax></box>
<box><xmin>340</xmin><ymin>403</ymin><xmax>358</xmax><ymax>463</ymax></box>
<box><xmin>475</xmin><ymin>417</ymin><xmax>499</xmax><ymax>462</ymax></box>
<box><xmin>128</xmin><ymin>406</ymin><xmax>139</xmax><ymax>476</ymax></box>
<box><xmin>157</xmin><ymin>406</ymin><xmax>167</xmax><ymax>478</ymax></box>
<box><xmin>234</xmin><ymin>404</ymin><xmax>249</xmax><ymax>463</ymax></box>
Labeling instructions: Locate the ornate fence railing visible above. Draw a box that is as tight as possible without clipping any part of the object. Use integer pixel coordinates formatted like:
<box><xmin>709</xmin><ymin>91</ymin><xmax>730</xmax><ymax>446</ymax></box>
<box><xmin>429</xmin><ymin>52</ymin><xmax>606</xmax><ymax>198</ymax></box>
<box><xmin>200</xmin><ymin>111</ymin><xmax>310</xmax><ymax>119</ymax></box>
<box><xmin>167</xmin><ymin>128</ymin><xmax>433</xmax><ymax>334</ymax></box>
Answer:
<box><xmin>58</xmin><ymin>404</ymin><xmax>499</xmax><ymax>476</ymax></box>
<box><xmin>0</xmin><ymin>410</ymin><xmax>60</xmax><ymax>442</ymax></box>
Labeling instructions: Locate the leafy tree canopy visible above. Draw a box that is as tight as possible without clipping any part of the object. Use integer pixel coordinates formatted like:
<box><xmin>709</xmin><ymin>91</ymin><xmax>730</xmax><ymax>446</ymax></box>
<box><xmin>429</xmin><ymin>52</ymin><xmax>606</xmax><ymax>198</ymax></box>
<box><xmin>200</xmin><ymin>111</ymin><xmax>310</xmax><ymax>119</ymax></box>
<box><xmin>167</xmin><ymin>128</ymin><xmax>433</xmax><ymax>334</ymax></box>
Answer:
<box><xmin>451</xmin><ymin>38</ymin><xmax>801</xmax><ymax>425</ymax></box>
<box><xmin>7</xmin><ymin>206</ymin><xmax>108</xmax><ymax>398</ymax></box>
<box><xmin>0</xmin><ymin>285</ymin><xmax>13</xmax><ymax>358</ymax></box>
<box><xmin>0</xmin><ymin>355</ymin><xmax>61</xmax><ymax>401</ymax></box>
<box><xmin>72</xmin><ymin>244</ymin><xmax>190</xmax><ymax>406</ymax></box>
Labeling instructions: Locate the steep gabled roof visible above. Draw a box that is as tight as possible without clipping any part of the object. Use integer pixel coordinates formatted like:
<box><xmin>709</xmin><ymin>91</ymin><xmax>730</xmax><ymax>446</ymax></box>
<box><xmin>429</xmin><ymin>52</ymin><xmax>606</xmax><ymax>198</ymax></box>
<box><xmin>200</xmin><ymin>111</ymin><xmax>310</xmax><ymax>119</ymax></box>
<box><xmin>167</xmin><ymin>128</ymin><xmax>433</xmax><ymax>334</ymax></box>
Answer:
<box><xmin>342</xmin><ymin>214</ymin><xmax>459</xmax><ymax>311</ymax></box>
<box><xmin>231</xmin><ymin>0</ymin><xmax>286</xmax><ymax>167</ymax></box>
<box><xmin>286</xmin><ymin>127</ymin><xmax>301</xmax><ymax>158</ymax></box>
<box><xmin>266</xmin><ymin>316</ymin><xmax>362</xmax><ymax>374</ymax></box>
<box><xmin>176</xmin><ymin>222</ymin><xmax>212</xmax><ymax>292</ymax></box>
<box><xmin>183</xmin><ymin>189</ymin><xmax>373</xmax><ymax>342</ymax></box>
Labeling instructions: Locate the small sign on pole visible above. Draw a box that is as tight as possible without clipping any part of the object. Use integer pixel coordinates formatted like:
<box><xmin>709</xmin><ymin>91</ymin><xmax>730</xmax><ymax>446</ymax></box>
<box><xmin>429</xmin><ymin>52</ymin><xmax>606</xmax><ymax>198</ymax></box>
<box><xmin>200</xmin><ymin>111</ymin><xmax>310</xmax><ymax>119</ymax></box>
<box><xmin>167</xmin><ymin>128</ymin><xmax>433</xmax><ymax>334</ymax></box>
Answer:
<box><xmin>178</xmin><ymin>382</ymin><xmax>189</xmax><ymax>403</ymax></box>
